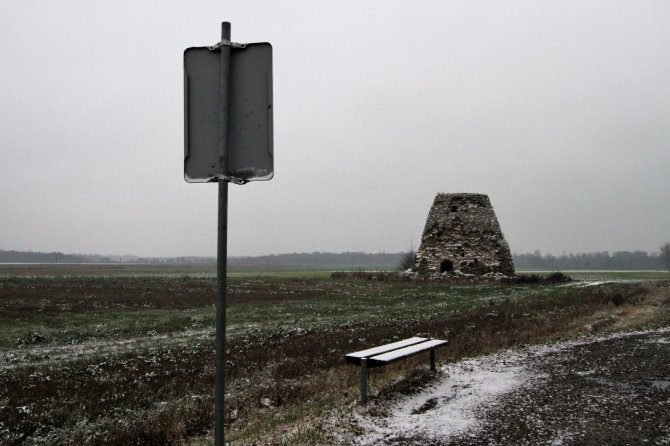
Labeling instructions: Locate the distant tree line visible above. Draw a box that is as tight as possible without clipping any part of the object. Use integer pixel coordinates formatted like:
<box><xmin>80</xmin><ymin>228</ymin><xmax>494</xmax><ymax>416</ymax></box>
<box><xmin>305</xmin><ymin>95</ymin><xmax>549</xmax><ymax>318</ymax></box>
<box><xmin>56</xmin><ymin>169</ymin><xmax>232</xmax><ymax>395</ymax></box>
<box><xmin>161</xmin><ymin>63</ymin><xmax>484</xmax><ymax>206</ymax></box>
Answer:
<box><xmin>513</xmin><ymin>250</ymin><xmax>665</xmax><ymax>270</ymax></box>
<box><xmin>228</xmin><ymin>252</ymin><xmax>404</xmax><ymax>270</ymax></box>
<box><xmin>133</xmin><ymin>252</ymin><xmax>411</xmax><ymax>270</ymax></box>
<box><xmin>0</xmin><ymin>250</ymin><xmax>404</xmax><ymax>270</ymax></box>
<box><xmin>0</xmin><ymin>250</ymin><xmax>113</xmax><ymax>263</ymax></box>
<box><xmin>0</xmin><ymin>250</ymin><xmax>218</xmax><ymax>266</ymax></box>
<box><xmin>661</xmin><ymin>243</ymin><xmax>670</xmax><ymax>271</ymax></box>
<box><xmin>133</xmin><ymin>256</ymin><xmax>216</xmax><ymax>265</ymax></box>
<box><xmin>2</xmin><ymin>248</ymin><xmax>669</xmax><ymax>271</ymax></box>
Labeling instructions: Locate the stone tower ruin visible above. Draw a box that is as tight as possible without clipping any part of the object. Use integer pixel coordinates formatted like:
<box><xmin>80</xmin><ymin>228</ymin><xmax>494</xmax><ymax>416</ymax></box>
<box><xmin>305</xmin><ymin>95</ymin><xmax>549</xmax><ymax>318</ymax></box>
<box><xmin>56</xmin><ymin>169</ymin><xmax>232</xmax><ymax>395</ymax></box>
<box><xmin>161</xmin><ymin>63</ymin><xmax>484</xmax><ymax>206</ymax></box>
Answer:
<box><xmin>414</xmin><ymin>193</ymin><xmax>515</xmax><ymax>277</ymax></box>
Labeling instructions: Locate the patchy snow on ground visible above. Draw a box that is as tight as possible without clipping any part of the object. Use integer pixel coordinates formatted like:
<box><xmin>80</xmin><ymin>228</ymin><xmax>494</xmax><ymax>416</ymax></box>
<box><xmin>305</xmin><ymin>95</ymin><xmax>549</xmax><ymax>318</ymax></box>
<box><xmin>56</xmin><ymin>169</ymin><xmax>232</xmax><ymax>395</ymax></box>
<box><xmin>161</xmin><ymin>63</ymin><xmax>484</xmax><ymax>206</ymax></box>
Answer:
<box><xmin>353</xmin><ymin>328</ymin><xmax>670</xmax><ymax>445</ymax></box>
<box><xmin>354</xmin><ymin>350</ymin><xmax>529</xmax><ymax>444</ymax></box>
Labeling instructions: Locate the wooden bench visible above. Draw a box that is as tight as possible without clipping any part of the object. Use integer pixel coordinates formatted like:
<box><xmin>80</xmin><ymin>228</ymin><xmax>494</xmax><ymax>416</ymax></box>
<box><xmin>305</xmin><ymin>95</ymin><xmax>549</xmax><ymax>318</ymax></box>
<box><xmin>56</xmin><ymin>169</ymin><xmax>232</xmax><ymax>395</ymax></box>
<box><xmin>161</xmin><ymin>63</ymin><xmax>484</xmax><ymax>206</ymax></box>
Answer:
<box><xmin>345</xmin><ymin>336</ymin><xmax>448</xmax><ymax>404</ymax></box>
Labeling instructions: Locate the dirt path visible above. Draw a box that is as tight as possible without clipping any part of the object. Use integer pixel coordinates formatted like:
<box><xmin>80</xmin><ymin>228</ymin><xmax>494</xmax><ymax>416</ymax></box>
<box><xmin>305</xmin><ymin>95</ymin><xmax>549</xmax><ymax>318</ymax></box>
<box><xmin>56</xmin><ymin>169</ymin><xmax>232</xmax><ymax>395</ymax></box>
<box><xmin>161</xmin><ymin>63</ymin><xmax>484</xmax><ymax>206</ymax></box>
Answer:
<box><xmin>354</xmin><ymin>328</ymin><xmax>670</xmax><ymax>445</ymax></box>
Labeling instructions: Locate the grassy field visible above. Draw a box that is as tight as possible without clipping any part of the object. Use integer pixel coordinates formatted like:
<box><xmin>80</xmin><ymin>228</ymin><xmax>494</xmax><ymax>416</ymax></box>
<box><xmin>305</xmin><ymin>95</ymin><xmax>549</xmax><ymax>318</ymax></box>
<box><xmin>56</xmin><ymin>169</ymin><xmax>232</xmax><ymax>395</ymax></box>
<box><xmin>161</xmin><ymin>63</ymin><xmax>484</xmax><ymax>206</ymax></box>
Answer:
<box><xmin>0</xmin><ymin>265</ymin><xmax>668</xmax><ymax>445</ymax></box>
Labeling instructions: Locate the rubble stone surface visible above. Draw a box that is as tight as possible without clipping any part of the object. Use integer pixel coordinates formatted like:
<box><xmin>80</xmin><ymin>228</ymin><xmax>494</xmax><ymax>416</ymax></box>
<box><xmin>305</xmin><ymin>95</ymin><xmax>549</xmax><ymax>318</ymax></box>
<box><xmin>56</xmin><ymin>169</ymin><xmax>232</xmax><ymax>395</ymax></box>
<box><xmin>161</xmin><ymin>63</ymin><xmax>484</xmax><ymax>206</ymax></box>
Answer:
<box><xmin>414</xmin><ymin>193</ymin><xmax>515</xmax><ymax>277</ymax></box>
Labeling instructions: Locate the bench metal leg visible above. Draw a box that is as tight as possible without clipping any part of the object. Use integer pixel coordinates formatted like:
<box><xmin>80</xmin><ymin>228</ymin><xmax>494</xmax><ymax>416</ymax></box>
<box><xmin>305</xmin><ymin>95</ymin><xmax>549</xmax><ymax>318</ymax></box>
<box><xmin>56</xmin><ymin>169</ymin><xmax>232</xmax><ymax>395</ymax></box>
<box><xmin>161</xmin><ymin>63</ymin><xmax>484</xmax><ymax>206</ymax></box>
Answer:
<box><xmin>430</xmin><ymin>348</ymin><xmax>436</xmax><ymax>372</ymax></box>
<box><xmin>360</xmin><ymin>358</ymin><xmax>368</xmax><ymax>405</ymax></box>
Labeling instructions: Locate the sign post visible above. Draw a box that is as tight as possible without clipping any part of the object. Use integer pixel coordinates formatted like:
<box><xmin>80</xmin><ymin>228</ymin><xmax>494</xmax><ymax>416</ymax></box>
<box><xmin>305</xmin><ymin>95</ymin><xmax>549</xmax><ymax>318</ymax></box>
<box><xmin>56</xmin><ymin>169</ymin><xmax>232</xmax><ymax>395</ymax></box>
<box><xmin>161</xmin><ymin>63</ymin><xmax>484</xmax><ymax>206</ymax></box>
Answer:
<box><xmin>184</xmin><ymin>22</ymin><xmax>273</xmax><ymax>445</ymax></box>
<box><xmin>214</xmin><ymin>23</ymin><xmax>230</xmax><ymax>446</ymax></box>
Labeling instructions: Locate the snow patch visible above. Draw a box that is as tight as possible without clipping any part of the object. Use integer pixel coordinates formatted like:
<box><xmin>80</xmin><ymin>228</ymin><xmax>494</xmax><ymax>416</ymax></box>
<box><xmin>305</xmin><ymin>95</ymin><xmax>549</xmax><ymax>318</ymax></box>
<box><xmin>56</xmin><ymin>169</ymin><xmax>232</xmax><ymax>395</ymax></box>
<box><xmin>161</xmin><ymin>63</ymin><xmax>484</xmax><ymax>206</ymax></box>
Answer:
<box><xmin>355</xmin><ymin>352</ymin><xmax>528</xmax><ymax>444</ymax></box>
<box><xmin>354</xmin><ymin>328</ymin><xmax>670</xmax><ymax>444</ymax></box>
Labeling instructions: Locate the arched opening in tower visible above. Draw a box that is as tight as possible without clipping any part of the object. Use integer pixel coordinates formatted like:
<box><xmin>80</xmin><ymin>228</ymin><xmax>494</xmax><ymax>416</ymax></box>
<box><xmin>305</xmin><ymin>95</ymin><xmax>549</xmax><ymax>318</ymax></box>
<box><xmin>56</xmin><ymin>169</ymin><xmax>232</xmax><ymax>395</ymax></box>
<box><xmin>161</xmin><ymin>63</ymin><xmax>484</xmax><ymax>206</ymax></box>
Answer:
<box><xmin>440</xmin><ymin>259</ymin><xmax>454</xmax><ymax>273</ymax></box>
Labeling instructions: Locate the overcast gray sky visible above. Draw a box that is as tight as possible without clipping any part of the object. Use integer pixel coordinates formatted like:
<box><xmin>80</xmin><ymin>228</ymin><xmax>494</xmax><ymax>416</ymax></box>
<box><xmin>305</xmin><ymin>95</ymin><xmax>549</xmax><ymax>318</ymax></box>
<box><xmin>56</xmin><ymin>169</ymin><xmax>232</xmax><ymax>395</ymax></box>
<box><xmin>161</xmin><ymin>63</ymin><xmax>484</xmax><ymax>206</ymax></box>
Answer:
<box><xmin>1</xmin><ymin>0</ymin><xmax>669</xmax><ymax>257</ymax></box>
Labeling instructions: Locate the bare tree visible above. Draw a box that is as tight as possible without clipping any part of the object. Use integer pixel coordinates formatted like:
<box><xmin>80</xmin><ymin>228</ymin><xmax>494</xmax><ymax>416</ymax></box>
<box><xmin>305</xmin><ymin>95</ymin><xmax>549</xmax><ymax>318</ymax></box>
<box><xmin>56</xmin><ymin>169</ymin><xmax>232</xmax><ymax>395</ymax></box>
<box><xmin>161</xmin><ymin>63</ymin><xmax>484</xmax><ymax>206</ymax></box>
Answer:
<box><xmin>398</xmin><ymin>250</ymin><xmax>416</xmax><ymax>271</ymax></box>
<box><xmin>661</xmin><ymin>243</ymin><xmax>670</xmax><ymax>272</ymax></box>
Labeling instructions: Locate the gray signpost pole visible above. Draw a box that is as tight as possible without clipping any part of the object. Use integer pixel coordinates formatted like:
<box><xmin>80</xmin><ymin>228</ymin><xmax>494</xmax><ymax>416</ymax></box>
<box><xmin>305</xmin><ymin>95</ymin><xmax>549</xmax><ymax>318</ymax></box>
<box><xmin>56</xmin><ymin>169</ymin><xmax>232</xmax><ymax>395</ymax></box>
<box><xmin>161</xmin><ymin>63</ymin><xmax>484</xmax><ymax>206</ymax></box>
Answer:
<box><xmin>215</xmin><ymin>21</ymin><xmax>231</xmax><ymax>446</ymax></box>
<box><xmin>184</xmin><ymin>20</ymin><xmax>272</xmax><ymax>444</ymax></box>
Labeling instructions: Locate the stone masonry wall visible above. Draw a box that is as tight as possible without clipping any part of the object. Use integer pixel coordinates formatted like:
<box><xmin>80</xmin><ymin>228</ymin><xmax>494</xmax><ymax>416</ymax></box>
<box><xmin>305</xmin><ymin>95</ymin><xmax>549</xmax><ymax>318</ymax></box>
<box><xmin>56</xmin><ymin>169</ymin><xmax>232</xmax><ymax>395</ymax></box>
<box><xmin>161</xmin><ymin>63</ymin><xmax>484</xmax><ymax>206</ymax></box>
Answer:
<box><xmin>414</xmin><ymin>193</ymin><xmax>515</xmax><ymax>277</ymax></box>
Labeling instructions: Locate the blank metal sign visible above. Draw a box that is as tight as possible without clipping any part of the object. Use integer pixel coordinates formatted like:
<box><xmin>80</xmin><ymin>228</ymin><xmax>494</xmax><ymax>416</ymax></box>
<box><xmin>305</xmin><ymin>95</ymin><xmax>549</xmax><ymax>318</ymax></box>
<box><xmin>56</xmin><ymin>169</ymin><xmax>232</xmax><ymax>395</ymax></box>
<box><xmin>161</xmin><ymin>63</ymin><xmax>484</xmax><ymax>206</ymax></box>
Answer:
<box><xmin>184</xmin><ymin>43</ymin><xmax>273</xmax><ymax>183</ymax></box>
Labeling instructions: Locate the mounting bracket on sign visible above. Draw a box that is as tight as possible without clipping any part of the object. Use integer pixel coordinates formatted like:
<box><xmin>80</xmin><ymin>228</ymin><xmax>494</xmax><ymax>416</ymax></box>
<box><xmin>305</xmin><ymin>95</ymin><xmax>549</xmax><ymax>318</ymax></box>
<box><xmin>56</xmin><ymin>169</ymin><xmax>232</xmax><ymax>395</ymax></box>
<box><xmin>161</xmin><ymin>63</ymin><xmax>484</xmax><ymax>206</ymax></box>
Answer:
<box><xmin>208</xmin><ymin>39</ymin><xmax>247</xmax><ymax>50</ymax></box>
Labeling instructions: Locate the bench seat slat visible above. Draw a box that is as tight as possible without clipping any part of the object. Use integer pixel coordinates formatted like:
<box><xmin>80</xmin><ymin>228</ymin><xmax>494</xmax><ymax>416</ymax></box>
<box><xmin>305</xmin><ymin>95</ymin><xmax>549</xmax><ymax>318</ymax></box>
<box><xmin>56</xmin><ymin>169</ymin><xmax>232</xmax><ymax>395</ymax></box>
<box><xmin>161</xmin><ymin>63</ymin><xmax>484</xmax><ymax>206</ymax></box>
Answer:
<box><xmin>368</xmin><ymin>339</ymin><xmax>447</xmax><ymax>365</ymax></box>
<box><xmin>344</xmin><ymin>337</ymin><xmax>428</xmax><ymax>366</ymax></box>
<box><xmin>346</xmin><ymin>337</ymin><xmax>449</xmax><ymax>404</ymax></box>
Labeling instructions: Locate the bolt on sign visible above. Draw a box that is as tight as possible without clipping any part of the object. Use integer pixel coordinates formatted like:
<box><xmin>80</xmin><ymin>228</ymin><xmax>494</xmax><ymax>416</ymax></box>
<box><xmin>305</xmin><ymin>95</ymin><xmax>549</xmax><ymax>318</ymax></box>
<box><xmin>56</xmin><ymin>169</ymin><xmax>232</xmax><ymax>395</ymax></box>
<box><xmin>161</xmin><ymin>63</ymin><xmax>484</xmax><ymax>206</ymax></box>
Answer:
<box><xmin>184</xmin><ymin>40</ymin><xmax>273</xmax><ymax>183</ymax></box>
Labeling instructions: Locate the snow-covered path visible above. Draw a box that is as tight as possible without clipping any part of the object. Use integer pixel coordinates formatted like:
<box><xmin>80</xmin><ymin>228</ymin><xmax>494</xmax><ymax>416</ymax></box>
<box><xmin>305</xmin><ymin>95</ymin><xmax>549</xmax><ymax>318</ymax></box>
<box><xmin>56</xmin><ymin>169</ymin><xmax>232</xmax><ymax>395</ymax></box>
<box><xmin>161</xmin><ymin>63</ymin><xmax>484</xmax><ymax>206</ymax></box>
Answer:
<box><xmin>354</xmin><ymin>348</ymin><xmax>529</xmax><ymax>444</ymax></box>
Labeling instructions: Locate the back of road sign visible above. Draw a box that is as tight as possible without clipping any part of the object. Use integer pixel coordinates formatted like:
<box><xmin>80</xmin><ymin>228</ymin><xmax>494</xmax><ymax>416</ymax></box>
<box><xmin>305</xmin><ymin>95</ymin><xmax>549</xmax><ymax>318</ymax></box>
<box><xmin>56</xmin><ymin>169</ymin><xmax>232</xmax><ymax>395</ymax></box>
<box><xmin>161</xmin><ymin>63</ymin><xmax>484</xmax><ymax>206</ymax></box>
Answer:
<box><xmin>184</xmin><ymin>43</ymin><xmax>273</xmax><ymax>183</ymax></box>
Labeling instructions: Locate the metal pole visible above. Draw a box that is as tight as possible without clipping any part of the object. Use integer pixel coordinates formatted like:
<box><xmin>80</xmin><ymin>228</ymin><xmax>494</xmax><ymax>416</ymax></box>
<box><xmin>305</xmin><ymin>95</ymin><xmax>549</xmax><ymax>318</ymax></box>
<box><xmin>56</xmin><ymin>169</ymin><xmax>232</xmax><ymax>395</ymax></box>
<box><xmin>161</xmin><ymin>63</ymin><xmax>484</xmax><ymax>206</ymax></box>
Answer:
<box><xmin>360</xmin><ymin>358</ymin><xmax>368</xmax><ymax>405</ymax></box>
<box><xmin>215</xmin><ymin>21</ymin><xmax>232</xmax><ymax>446</ymax></box>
